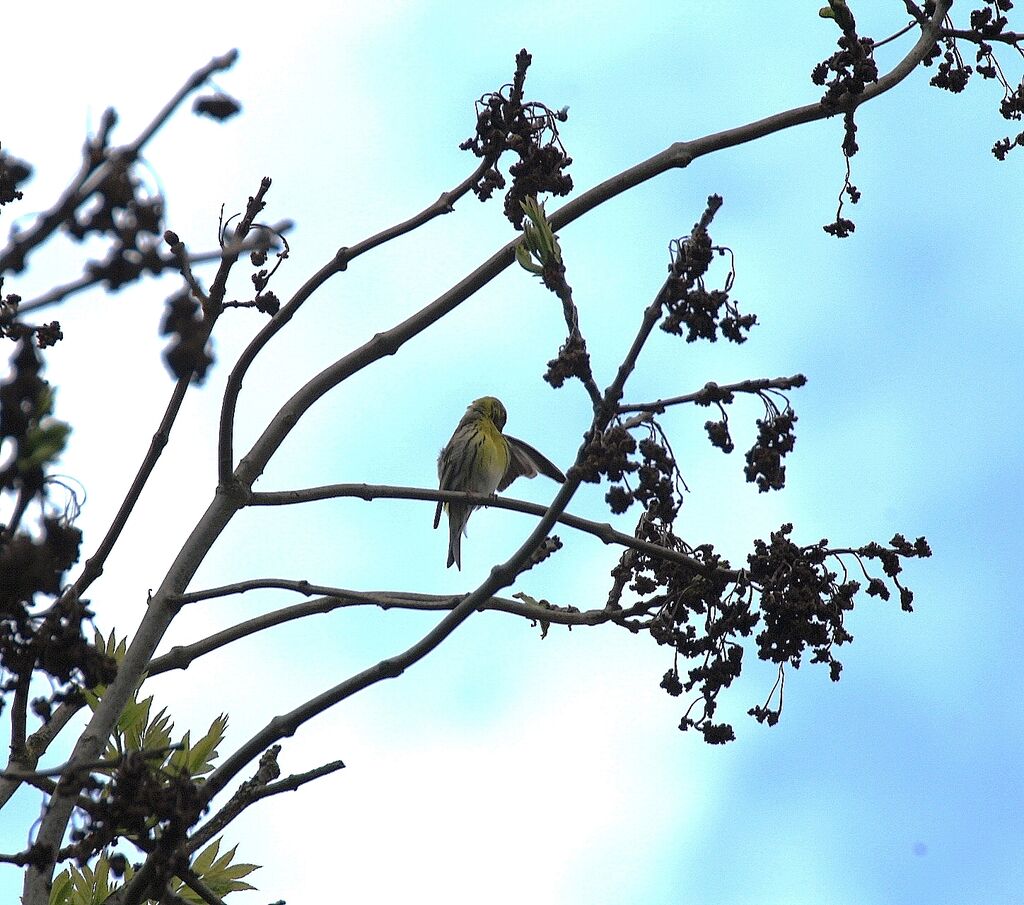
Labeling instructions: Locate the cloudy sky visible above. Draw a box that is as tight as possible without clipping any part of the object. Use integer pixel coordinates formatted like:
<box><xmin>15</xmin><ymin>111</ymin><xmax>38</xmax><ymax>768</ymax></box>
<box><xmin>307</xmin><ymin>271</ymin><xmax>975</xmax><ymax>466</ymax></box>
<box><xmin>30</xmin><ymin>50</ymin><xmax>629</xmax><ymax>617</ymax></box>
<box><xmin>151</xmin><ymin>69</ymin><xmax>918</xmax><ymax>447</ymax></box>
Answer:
<box><xmin>2</xmin><ymin>2</ymin><xmax>1022</xmax><ymax>904</ymax></box>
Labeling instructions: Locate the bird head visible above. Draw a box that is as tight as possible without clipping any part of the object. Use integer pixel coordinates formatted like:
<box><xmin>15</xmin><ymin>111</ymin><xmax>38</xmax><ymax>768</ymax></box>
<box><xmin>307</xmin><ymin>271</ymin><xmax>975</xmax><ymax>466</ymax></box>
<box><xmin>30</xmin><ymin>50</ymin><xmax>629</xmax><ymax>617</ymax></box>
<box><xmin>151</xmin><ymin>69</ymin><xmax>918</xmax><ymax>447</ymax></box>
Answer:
<box><xmin>468</xmin><ymin>396</ymin><xmax>507</xmax><ymax>431</ymax></box>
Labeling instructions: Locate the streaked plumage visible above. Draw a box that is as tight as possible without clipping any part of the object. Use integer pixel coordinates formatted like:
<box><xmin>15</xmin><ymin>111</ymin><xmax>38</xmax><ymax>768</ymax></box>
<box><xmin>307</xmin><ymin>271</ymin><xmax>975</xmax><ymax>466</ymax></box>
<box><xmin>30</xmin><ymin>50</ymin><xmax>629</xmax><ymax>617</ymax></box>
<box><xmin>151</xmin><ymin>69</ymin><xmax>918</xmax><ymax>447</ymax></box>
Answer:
<box><xmin>434</xmin><ymin>396</ymin><xmax>565</xmax><ymax>569</ymax></box>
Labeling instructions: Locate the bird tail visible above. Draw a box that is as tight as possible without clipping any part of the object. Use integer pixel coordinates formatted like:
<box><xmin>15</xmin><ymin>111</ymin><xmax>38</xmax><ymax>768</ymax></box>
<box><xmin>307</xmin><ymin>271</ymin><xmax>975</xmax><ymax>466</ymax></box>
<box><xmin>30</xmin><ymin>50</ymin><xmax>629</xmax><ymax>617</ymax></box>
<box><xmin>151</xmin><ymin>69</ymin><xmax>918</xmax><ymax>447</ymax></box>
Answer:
<box><xmin>446</xmin><ymin>504</ymin><xmax>468</xmax><ymax>570</ymax></box>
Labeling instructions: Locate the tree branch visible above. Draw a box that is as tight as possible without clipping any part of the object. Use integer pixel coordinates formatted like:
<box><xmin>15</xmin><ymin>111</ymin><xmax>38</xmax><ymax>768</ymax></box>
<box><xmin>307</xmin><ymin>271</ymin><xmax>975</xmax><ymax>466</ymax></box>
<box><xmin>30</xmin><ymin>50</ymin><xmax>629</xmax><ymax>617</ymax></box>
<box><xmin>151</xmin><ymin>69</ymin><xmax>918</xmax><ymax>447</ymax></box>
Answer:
<box><xmin>617</xmin><ymin>374</ymin><xmax>808</xmax><ymax>414</ymax></box>
<box><xmin>14</xmin><ymin>223</ymin><xmax>290</xmax><ymax>315</ymax></box>
<box><xmin>216</xmin><ymin>155</ymin><xmax>498</xmax><ymax>484</ymax></box>
<box><xmin>0</xmin><ymin>697</ymin><xmax>82</xmax><ymax>807</ymax></box>
<box><xmin>939</xmin><ymin>28</ymin><xmax>1024</xmax><ymax>45</ymax></box>
<box><xmin>247</xmin><ymin>484</ymin><xmax>724</xmax><ymax>575</ymax></box>
<box><xmin>150</xmin><ymin>586</ymin><xmax>651</xmax><ymax>681</ymax></box>
<box><xmin>8</xmin><ymin>675</ymin><xmax>29</xmax><ymax>765</ymax></box>
<box><xmin>228</xmin><ymin>2</ymin><xmax>950</xmax><ymax>507</ymax></box>
<box><xmin>0</xmin><ymin>51</ymin><xmax>238</xmax><ymax>276</ymax></box>
<box><xmin>189</xmin><ymin>749</ymin><xmax>344</xmax><ymax>853</ymax></box>
<box><xmin>66</xmin><ymin>378</ymin><xmax>190</xmax><ymax>598</ymax></box>
<box><xmin>197</xmin><ymin>198</ymin><xmax>719</xmax><ymax>804</ymax></box>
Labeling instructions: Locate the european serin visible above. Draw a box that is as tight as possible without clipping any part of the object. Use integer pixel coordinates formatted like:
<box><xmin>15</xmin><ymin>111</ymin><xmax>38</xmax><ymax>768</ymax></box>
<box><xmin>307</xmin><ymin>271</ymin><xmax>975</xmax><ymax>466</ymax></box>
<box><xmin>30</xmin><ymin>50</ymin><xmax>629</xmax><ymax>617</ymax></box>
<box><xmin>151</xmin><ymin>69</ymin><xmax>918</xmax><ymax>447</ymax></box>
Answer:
<box><xmin>434</xmin><ymin>396</ymin><xmax>565</xmax><ymax>569</ymax></box>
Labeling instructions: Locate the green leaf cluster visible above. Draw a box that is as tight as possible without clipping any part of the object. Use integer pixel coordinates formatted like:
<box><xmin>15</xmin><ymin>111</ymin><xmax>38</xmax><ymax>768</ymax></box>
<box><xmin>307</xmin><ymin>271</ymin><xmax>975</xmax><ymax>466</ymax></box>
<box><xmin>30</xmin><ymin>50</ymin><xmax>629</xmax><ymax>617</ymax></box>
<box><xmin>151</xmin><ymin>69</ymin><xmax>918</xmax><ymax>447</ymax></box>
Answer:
<box><xmin>515</xmin><ymin>195</ymin><xmax>562</xmax><ymax>276</ymax></box>
<box><xmin>50</xmin><ymin>839</ymin><xmax>258</xmax><ymax>905</ymax></box>
<box><xmin>84</xmin><ymin>630</ymin><xmax>227</xmax><ymax>780</ymax></box>
<box><xmin>49</xmin><ymin>632</ymin><xmax>257</xmax><ymax>903</ymax></box>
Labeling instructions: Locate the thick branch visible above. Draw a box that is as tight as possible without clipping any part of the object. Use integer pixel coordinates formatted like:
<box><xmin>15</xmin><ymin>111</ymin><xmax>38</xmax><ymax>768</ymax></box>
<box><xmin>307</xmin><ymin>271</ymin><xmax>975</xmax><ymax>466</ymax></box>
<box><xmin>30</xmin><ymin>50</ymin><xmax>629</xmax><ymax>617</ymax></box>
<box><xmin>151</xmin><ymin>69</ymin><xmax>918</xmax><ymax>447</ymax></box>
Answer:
<box><xmin>8</xmin><ymin>676</ymin><xmax>29</xmax><ymax>765</ymax></box>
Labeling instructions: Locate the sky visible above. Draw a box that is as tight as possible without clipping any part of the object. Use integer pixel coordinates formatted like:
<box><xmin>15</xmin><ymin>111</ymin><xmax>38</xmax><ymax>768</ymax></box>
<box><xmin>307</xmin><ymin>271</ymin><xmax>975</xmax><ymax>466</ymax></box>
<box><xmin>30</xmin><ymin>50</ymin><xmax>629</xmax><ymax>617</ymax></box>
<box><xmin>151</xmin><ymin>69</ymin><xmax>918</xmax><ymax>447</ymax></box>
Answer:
<box><xmin>2</xmin><ymin>2</ymin><xmax>1023</xmax><ymax>904</ymax></box>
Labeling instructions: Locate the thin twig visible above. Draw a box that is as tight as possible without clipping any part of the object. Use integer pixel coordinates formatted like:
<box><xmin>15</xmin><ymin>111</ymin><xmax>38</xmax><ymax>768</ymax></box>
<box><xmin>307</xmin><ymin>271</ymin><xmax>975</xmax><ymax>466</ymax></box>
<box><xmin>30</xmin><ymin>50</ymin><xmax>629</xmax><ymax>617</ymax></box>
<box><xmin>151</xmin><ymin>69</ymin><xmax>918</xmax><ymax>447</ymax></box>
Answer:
<box><xmin>14</xmin><ymin>224</ymin><xmax>290</xmax><ymax>315</ymax></box>
<box><xmin>189</xmin><ymin>756</ymin><xmax>344</xmax><ymax>852</ymax></box>
<box><xmin>874</xmin><ymin>20</ymin><xmax>919</xmax><ymax>49</ymax></box>
<box><xmin>164</xmin><ymin>231</ymin><xmax>209</xmax><ymax>304</ymax></box>
<box><xmin>617</xmin><ymin>374</ymin><xmax>807</xmax><ymax>414</ymax></box>
<box><xmin>938</xmin><ymin>28</ymin><xmax>1024</xmax><ymax>45</ymax></box>
<box><xmin>206</xmin><ymin>177</ymin><xmax>273</xmax><ymax>317</ymax></box>
<box><xmin>0</xmin><ymin>745</ymin><xmax>180</xmax><ymax>781</ymax></box>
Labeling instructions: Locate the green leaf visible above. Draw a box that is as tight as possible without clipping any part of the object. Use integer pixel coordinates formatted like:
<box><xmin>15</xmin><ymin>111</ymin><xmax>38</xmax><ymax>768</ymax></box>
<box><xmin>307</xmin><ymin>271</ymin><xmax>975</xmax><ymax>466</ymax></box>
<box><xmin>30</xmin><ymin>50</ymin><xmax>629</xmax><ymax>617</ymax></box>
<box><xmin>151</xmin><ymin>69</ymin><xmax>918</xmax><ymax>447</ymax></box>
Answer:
<box><xmin>168</xmin><ymin>838</ymin><xmax>260</xmax><ymax>903</ymax></box>
<box><xmin>49</xmin><ymin>869</ymin><xmax>73</xmax><ymax>905</ymax></box>
<box><xmin>57</xmin><ymin>859</ymin><xmax>114</xmax><ymax>905</ymax></box>
<box><xmin>517</xmin><ymin>195</ymin><xmax>562</xmax><ymax>273</ymax></box>
<box><xmin>184</xmin><ymin>713</ymin><xmax>228</xmax><ymax>777</ymax></box>
<box><xmin>190</xmin><ymin>837</ymin><xmax>223</xmax><ymax>875</ymax></box>
<box><xmin>118</xmin><ymin>695</ymin><xmax>154</xmax><ymax>748</ymax></box>
<box><xmin>142</xmin><ymin>706</ymin><xmax>174</xmax><ymax>751</ymax></box>
<box><xmin>515</xmin><ymin>242</ymin><xmax>544</xmax><ymax>275</ymax></box>
<box><xmin>168</xmin><ymin>728</ymin><xmax>192</xmax><ymax>774</ymax></box>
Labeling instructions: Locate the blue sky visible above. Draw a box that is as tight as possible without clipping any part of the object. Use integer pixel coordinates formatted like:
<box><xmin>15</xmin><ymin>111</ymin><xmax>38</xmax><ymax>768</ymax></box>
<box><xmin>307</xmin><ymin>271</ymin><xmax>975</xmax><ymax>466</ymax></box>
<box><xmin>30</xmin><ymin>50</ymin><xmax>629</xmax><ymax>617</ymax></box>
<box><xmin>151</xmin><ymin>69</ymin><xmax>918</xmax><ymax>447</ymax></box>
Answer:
<box><xmin>2</xmin><ymin>3</ymin><xmax>1022</xmax><ymax>904</ymax></box>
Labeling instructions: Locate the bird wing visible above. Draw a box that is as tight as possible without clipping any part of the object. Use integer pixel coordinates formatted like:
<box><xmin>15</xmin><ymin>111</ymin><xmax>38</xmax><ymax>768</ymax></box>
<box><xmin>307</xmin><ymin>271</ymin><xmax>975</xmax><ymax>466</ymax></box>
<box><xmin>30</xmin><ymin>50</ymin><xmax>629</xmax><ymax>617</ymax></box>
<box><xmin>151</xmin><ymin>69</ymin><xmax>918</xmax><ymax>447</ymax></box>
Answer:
<box><xmin>499</xmin><ymin>435</ymin><xmax>566</xmax><ymax>492</ymax></box>
<box><xmin>434</xmin><ymin>443</ymin><xmax>457</xmax><ymax>529</ymax></box>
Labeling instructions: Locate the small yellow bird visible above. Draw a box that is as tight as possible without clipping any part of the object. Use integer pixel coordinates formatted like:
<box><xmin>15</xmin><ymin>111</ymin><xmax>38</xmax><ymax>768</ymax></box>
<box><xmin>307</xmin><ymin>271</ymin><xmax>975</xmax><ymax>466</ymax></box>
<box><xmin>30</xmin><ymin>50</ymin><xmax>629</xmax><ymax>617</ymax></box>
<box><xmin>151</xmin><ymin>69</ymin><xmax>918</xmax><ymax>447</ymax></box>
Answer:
<box><xmin>434</xmin><ymin>396</ymin><xmax>565</xmax><ymax>569</ymax></box>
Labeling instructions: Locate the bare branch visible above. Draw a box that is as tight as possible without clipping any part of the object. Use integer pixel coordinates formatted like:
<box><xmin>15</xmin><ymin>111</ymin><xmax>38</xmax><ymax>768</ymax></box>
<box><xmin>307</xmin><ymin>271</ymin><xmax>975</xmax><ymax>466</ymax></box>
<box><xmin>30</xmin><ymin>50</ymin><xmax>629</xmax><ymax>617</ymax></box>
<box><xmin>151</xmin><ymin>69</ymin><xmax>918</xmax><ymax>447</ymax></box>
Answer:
<box><xmin>0</xmin><ymin>698</ymin><xmax>82</xmax><ymax>807</ymax></box>
<box><xmin>874</xmin><ymin>20</ymin><xmax>919</xmax><ymax>50</ymax></box>
<box><xmin>1</xmin><ymin>745</ymin><xmax>180</xmax><ymax>781</ymax></box>
<box><xmin>617</xmin><ymin>374</ymin><xmax>808</xmax><ymax>414</ymax></box>
<box><xmin>9</xmin><ymin>675</ymin><xmax>29</xmax><ymax>764</ymax></box>
<box><xmin>190</xmin><ymin>747</ymin><xmax>344</xmax><ymax>852</ymax></box>
<box><xmin>14</xmin><ymin>224</ymin><xmax>291</xmax><ymax>315</ymax></box>
<box><xmin>0</xmin><ymin>51</ymin><xmax>238</xmax><ymax>275</ymax></box>
<box><xmin>248</xmin><ymin>484</ymin><xmax>725</xmax><ymax>575</ymax></box>
<box><xmin>0</xmin><ymin>849</ymin><xmax>41</xmax><ymax>867</ymax></box>
<box><xmin>228</xmin><ymin>2</ymin><xmax>950</xmax><ymax>508</ymax></box>
<box><xmin>164</xmin><ymin>231</ymin><xmax>210</xmax><ymax>305</ymax></box>
<box><xmin>66</xmin><ymin>379</ymin><xmax>190</xmax><ymax>598</ymax></box>
<box><xmin>259</xmin><ymin>760</ymin><xmax>346</xmax><ymax>796</ymax></box>
<box><xmin>198</xmin><ymin>199</ymin><xmax>724</xmax><ymax>802</ymax></box>
<box><xmin>939</xmin><ymin>28</ymin><xmax>1024</xmax><ymax>45</ymax></box>
<box><xmin>216</xmin><ymin>154</ymin><xmax>499</xmax><ymax>484</ymax></box>
<box><xmin>151</xmin><ymin>586</ymin><xmax>651</xmax><ymax>680</ymax></box>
